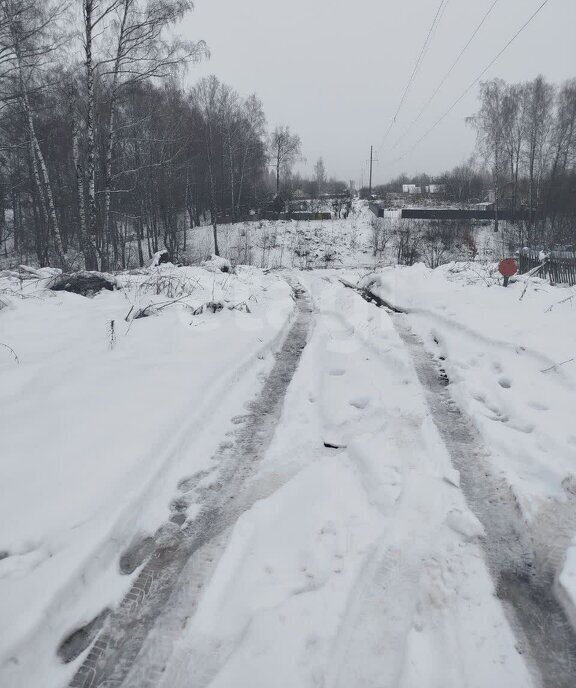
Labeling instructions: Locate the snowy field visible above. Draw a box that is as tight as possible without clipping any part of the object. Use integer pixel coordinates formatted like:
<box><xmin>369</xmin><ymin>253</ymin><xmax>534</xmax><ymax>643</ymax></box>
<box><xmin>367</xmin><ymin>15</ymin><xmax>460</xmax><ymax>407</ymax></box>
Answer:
<box><xmin>1</xmin><ymin>217</ymin><xmax>576</xmax><ymax>687</ymax></box>
<box><xmin>180</xmin><ymin>212</ymin><xmax>373</xmax><ymax>270</ymax></box>
<box><xmin>180</xmin><ymin>202</ymin><xmax>503</xmax><ymax>271</ymax></box>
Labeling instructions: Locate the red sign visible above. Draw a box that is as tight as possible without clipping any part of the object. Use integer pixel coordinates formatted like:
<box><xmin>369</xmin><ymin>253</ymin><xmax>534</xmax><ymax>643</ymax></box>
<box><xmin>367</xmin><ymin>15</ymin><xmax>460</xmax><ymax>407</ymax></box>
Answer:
<box><xmin>498</xmin><ymin>259</ymin><xmax>517</xmax><ymax>278</ymax></box>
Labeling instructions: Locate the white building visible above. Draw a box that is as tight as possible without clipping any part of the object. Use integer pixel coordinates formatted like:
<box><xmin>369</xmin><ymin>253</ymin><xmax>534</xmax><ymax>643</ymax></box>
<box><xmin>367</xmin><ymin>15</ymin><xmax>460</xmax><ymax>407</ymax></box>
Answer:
<box><xmin>402</xmin><ymin>184</ymin><xmax>421</xmax><ymax>194</ymax></box>
<box><xmin>425</xmin><ymin>184</ymin><xmax>446</xmax><ymax>194</ymax></box>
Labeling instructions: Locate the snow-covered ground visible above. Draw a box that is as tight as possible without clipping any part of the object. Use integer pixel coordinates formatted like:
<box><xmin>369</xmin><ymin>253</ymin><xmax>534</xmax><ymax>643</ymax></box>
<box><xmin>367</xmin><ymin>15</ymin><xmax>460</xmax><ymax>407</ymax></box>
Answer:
<box><xmin>154</xmin><ymin>274</ymin><xmax>533</xmax><ymax>688</ymax></box>
<box><xmin>182</xmin><ymin>213</ymin><xmax>373</xmax><ymax>270</ymax></box>
<box><xmin>183</xmin><ymin>202</ymin><xmax>499</xmax><ymax>270</ymax></box>
<box><xmin>0</xmin><ymin>263</ymin><xmax>295</xmax><ymax>687</ymax></box>
<box><xmin>1</xmin><ymin>219</ymin><xmax>576</xmax><ymax>687</ymax></box>
<box><xmin>356</xmin><ymin>261</ymin><xmax>576</xmax><ymax>631</ymax></box>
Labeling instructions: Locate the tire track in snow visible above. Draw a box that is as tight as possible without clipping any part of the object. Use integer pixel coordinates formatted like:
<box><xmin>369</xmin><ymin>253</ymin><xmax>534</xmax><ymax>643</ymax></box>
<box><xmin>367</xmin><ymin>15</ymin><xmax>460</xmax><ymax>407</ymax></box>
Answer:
<box><xmin>67</xmin><ymin>280</ymin><xmax>312</xmax><ymax>688</ymax></box>
<box><xmin>392</xmin><ymin>314</ymin><xmax>576</xmax><ymax>688</ymax></box>
<box><xmin>344</xmin><ymin>278</ymin><xmax>576</xmax><ymax>685</ymax></box>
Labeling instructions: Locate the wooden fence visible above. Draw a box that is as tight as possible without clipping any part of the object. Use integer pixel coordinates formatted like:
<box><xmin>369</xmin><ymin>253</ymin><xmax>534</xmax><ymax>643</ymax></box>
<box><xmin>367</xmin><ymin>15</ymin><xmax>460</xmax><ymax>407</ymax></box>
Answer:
<box><xmin>518</xmin><ymin>249</ymin><xmax>576</xmax><ymax>286</ymax></box>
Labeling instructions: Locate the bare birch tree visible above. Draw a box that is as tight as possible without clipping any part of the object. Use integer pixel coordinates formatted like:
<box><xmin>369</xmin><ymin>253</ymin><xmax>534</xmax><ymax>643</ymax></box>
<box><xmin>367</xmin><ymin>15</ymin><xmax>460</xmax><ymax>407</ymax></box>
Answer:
<box><xmin>270</xmin><ymin>126</ymin><xmax>301</xmax><ymax>194</ymax></box>
<box><xmin>0</xmin><ymin>0</ymin><xmax>67</xmax><ymax>266</ymax></box>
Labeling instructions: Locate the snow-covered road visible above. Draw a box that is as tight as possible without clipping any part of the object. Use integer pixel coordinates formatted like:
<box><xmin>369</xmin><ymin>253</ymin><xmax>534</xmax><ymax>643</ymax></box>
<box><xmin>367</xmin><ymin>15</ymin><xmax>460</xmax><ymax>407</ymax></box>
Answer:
<box><xmin>2</xmin><ymin>263</ymin><xmax>576</xmax><ymax>687</ymax></box>
<box><xmin>74</xmin><ymin>273</ymin><xmax>551</xmax><ymax>687</ymax></box>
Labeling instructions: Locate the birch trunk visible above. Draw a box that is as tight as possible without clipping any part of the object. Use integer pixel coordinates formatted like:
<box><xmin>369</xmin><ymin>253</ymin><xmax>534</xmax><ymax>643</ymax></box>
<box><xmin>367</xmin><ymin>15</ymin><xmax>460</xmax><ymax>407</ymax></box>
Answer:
<box><xmin>102</xmin><ymin>0</ymin><xmax>129</xmax><ymax>271</ymax></box>
<box><xmin>84</xmin><ymin>0</ymin><xmax>99</xmax><ymax>268</ymax></box>
<box><xmin>11</xmin><ymin>25</ymin><xmax>67</xmax><ymax>267</ymax></box>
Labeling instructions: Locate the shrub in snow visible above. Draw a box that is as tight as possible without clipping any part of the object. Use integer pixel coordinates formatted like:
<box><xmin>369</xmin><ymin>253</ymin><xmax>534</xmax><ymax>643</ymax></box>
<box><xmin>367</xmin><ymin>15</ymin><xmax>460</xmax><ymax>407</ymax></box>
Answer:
<box><xmin>49</xmin><ymin>271</ymin><xmax>118</xmax><ymax>296</ymax></box>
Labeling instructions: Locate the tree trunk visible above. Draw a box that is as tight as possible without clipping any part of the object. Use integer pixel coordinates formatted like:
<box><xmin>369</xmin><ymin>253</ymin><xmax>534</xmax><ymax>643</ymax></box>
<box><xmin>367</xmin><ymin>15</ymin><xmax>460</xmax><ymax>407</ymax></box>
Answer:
<box><xmin>228</xmin><ymin>132</ymin><xmax>235</xmax><ymax>222</ymax></box>
<box><xmin>11</xmin><ymin>191</ymin><xmax>19</xmax><ymax>257</ymax></box>
<box><xmin>102</xmin><ymin>0</ymin><xmax>128</xmax><ymax>272</ymax></box>
<box><xmin>0</xmin><ymin>177</ymin><xmax>5</xmax><ymax>257</ymax></box>
<box><xmin>276</xmin><ymin>149</ymin><xmax>280</xmax><ymax>194</ymax></box>
<box><xmin>205</xmin><ymin>124</ymin><xmax>219</xmax><ymax>255</ymax></box>
<box><xmin>84</xmin><ymin>0</ymin><xmax>99</xmax><ymax>268</ymax></box>
<box><xmin>71</xmin><ymin>101</ymin><xmax>97</xmax><ymax>269</ymax></box>
<box><xmin>32</xmin><ymin>129</ymin><xmax>66</xmax><ymax>266</ymax></box>
<box><xmin>6</xmin><ymin>8</ymin><xmax>67</xmax><ymax>268</ymax></box>
<box><xmin>19</xmin><ymin>76</ymin><xmax>66</xmax><ymax>267</ymax></box>
<box><xmin>236</xmin><ymin>145</ymin><xmax>248</xmax><ymax>218</ymax></box>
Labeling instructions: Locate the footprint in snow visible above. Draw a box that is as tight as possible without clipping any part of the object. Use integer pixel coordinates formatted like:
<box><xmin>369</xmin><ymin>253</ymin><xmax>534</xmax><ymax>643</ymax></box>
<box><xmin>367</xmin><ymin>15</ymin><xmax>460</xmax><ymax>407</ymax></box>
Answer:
<box><xmin>119</xmin><ymin>535</ymin><xmax>155</xmax><ymax>575</ymax></box>
<box><xmin>349</xmin><ymin>396</ymin><xmax>371</xmax><ymax>410</ymax></box>
<box><xmin>507</xmin><ymin>419</ymin><xmax>535</xmax><ymax>434</ymax></box>
<box><xmin>528</xmin><ymin>400</ymin><xmax>549</xmax><ymax>411</ymax></box>
<box><xmin>328</xmin><ymin>367</ymin><xmax>346</xmax><ymax>376</ymax></box>
<box><xmin>498</xmin><ymin>377</ymin><xmax>512</xmax><ymax>389</ymax></box>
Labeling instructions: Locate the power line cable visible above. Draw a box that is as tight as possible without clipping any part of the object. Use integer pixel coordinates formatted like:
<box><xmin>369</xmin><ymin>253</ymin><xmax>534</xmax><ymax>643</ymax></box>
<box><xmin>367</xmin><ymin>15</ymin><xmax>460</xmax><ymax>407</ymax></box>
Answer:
<box><xmin>391</xmin><ymin>0</ymin><xmax>501</xmax><ymax>151</ymax></box>
<box><xmin>377</xmin><ymin>0</ymin><xmax>448</xmax><ymax>149</ymax></box>
<box><xmin>387</xmin><ymin>0</ymin><xmax>553</xmax><ymax>166</ymax></box>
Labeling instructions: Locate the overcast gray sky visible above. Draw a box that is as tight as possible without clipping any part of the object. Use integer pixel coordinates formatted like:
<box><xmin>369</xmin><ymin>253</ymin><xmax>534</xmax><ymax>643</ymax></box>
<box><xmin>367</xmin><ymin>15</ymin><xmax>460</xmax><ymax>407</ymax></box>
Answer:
<box><xmin>182</xmin><ymin>0</ymin><xmax>576</xmax><ymax>186</ymax></box>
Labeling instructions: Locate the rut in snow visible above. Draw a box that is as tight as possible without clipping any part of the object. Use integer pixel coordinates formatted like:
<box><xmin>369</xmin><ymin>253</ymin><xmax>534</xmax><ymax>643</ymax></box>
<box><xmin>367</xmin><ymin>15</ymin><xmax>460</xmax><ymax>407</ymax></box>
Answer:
<box><xmin>393</xmin><ymin>315</ymin><xmax>576</xmax><ymax>688</ymax></box>
<box><xmin>66</xmin><ymin>281</ymin><xmax>312</xmax><ymax>688</ymax></box>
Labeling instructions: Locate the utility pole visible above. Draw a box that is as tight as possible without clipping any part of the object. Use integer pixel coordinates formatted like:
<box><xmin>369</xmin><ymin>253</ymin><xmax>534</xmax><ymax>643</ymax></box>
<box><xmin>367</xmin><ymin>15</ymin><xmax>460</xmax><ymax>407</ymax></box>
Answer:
<box><xmin>369</xmin><ymin>145</ymin><xmax>373</xmax><ymax>198</ymax></box>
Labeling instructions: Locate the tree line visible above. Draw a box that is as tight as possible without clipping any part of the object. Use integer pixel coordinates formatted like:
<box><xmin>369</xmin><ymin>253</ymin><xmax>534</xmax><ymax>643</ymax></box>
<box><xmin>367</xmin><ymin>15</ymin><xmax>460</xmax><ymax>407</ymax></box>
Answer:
<box><xmin>367</xmin><ymin>76</ymin><xmax>576</xmax><ymax>249</ymax></box>
<box><xmin>471</xmin><ymin>76</ymin><xmax>576</xmax><ymax>246</ymax></box>
<box><xmin>0</xmin><ymin>0</ymin><xmax>338</xmax><ymax>270</ymax></box>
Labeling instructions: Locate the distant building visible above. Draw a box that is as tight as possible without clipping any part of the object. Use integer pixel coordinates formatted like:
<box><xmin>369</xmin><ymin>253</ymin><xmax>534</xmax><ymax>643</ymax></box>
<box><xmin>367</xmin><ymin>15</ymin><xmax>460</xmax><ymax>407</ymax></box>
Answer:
<box><xmin>486</xmin><ymin>184</ymin><xmax>515</xmax><ymax>209</ymax></box>
<box><xmin>402</xmin><ymin>184</ymin><xmax>421</xmax><ymax>194</ymax></box>
<box><xmin>475</xmin><ymin>201</ymin><xmax>495</xmax><ymax>211</ymax></box>
<box><xmin>425</xmin><ymin>184</ymin><xmax>446</xmax><ymax>194</ymax></box>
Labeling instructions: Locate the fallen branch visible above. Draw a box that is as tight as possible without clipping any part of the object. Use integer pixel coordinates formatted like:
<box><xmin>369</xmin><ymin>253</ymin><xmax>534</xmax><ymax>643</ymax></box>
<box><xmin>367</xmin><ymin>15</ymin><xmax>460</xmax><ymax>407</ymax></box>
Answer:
<box><xmin>545</xmin><ymin>292</ymin><xmax>576</xmax><ymax>313</ymax></box>
<box><xmin>126</xmin><ymin>294</ymin><xmax>191</xmax><ymax>321</ymax></box>
<box><xmin>519</xmin><ymin>262</ymin><xmax>546</xmax><ymax>301</ymax></box>
<box><xmin>0</xmin><ymin>342</ymin><xmax>19</xmax><ymax>363</ymax></box>
<box><xmin>338</xmin><ymin>278</ymin><xmax>406</xmax><ymax>314</ymax></box>
<box><xmin>541</xmin><ymin>356</ymin><xmax>576</xmax><ymax>373</ymax></box>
